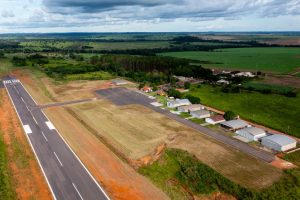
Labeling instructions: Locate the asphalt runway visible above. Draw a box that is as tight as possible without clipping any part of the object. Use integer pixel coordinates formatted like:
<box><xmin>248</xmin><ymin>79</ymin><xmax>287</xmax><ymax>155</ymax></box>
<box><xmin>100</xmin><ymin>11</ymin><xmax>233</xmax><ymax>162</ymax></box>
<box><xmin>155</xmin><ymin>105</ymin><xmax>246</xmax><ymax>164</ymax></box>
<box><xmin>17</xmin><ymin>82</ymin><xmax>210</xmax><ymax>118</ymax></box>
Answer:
<box><xmin>3</xmin><ymin>77</ymin><xmax>110</xmax><ymax>200</ymax></box>
<box><xmin>97</xmin><ymin>87</ymin><xmax>275</xmax><ymax>163</ymax></box>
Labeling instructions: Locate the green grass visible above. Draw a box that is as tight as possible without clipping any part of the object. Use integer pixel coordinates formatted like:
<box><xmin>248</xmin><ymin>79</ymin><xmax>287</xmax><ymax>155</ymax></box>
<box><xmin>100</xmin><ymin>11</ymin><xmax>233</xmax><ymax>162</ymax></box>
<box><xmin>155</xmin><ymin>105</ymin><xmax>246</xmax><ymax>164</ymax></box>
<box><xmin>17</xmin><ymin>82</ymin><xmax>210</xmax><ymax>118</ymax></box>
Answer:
<box><xmin>65</xmin><ymin>71</ymin><xmax>115</xmax><ymax>81</ymax></box>
<box><xmin>140</xmin><ymin>148</ymin><xmax>300</xmax><ymax>200</ymax></box>
<box><xmin>160</xmin><ymin>47</ymin><xmax>300</xmax><ymax>74</ymax></box>
<box><xmin>188</xmin><ymin>85</ymin><xmax>300</xmax><ymax>137</ymax></box>
<box><xmin>243</xmin><ymin>82</ymin><xmax>294</xmax><ymax>93</ymax></box>
<box><xmin>0</xmin><ymin>133</ymin><xmax>15</xmax><ymax>200</ymax></box>
<box><xmin>284</xmin><ymin>151</ymin><xmax>300</xmax><ymax>167</ymax></box>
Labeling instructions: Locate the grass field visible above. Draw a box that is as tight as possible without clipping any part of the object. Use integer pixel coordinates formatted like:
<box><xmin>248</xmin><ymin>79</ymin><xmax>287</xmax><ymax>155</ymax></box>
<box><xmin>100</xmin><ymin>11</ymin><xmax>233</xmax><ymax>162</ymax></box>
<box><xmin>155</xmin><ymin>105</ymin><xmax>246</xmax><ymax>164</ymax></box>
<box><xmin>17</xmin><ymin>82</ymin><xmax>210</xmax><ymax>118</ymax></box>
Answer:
<box><xmin>243</xmin><ymin>81</ymin><xmax>295</xmax><ymax>93</ymax></box>
<box><xmin>69</xmin><ymin>99</ymin><xmax>282</xmax><ymax>189</ymax></box>
<box><xmin>140</xmin><ymin>148</ymin><xmax>300</xmax><ymax>200</ymax></box>
<box><xmin>69</xmin><ymin>101</ymin><xmax>175</xmax><ymax>159</ymax></box>
<box><xmin>188</xmin><ymin>85</ymin><xmax>300</xmax><ymax>137</ymax></box>
<box><xmin>161</xmin><ymin>47</ymin><xmax>300</xmax><ymax>74</ymax></box>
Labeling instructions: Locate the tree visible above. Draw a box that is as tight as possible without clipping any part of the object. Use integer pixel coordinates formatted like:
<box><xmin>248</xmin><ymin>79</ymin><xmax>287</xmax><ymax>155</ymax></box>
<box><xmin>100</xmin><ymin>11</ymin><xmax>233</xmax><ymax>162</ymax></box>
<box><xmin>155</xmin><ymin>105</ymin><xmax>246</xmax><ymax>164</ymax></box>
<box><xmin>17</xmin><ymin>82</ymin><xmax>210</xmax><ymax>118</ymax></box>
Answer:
<box><xmin>185</xmin><ymin>94</ymin><xmax>201</xmax><ymax>104</ymax></box>
<box><xmin>168</xmin><ymin>88</ymin><xmax>182</xmax><ymax>99</ymax></box>
<box><xmin>224</xmin><ymin>111</ymin><xmax>236</xmax><ymax>121</ymax></box>
<box><xmin>184</xmin><ymin>82</ymin><xmax>191</xmax><ymax>89</ymax></box>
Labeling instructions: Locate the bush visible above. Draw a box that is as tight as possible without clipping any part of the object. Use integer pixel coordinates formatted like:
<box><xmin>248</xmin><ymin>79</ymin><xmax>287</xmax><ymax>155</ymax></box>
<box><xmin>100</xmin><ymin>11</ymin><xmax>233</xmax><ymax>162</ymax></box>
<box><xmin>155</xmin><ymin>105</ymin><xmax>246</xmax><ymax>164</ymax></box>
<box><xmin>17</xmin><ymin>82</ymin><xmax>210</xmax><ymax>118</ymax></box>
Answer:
<box><xmin>284</xmin><ymin>91</ymin><xmax>297</xmax><ymax>98</ymax></box>
<box><xmin>224</xmin><ymin>111</ymin><xmax>236</xmax><ymax>121</ymax></box>
<box><xmin>184</xmin><ymin>82</ymin><xmax>191</xmax><ymax>89</ymax></box>
<box><xmin>185</xmin><ymin>94</ymin><xmax>201</xmax><ymax>104</ymax></box>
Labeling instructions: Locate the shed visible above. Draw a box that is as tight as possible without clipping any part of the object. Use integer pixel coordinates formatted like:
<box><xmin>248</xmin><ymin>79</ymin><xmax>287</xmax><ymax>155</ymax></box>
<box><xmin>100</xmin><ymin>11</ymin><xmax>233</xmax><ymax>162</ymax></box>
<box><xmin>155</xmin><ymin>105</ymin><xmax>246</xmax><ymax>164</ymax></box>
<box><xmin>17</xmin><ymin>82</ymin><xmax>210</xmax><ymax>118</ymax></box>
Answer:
<box><xmin>236</xmin><ymin>127</ymin><xmax>267</xmax><ymax>141</ymax></box>
<box><xmin>261</xmin><ymin>134</ymin><xmax>297</xmax><ymax>152</ymax></box>
<box><xmin>178</xmin><ymin>104</ymin><xmax>204</xmax><ymax>113</ymax></box>
<box><xmin>190</xmin><ymin>110</ymin><xmax>211</xmax><ymax>119</ymax></box>
<box><xmin>205</xmin><ymin>115</ymin><xmax>226</xmax><ymax>125</ymax></box>
<box><xmin>167</xmin><ymin>99</ymin><xmax>191</xmax><ymax>108</ymax></box>
<box><xmin>221</xmin><ymin>119</ymin><xmax>249</xmax><ymax>131</ymax></box>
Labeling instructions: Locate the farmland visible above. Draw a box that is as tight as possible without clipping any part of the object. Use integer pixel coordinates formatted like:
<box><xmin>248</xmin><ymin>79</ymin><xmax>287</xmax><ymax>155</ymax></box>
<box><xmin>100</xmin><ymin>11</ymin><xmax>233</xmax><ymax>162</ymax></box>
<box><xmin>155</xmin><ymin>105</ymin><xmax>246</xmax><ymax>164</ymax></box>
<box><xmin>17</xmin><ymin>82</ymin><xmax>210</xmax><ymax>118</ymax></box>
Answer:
<box><xmin>161</xmin><ymin>47</ymin><xmax>300</xmax><ymax>74</ymax></box>
<box><xmin>187</xmin><ymin>85</ymin><xmax>300</xmax><ymax>137</ymax></box>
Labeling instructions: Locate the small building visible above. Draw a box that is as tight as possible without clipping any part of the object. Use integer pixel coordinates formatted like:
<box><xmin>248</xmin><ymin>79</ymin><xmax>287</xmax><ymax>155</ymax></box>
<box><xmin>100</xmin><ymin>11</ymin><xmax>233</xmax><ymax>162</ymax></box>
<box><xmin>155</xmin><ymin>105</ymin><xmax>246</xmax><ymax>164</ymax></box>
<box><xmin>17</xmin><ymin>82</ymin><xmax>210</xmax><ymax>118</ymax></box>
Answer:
<box><xmin>190</xmin><ymin>110</ymin><xmax>211</xmax><ymax>119</ymax></box>
<box><xmin>142</xmin><ymin>86</ymin><xmax>152</xmax><ymax>93</ymax></box>
<box><xmin>111</xmin><ymin>79</ymin><xmax>128</xmax><ymax>86</ymax></box>
<box><xmin>217</xmin><ymin>79</ymin><xmax>230</xmax><ymax>85</ymax></box>
<box><xmin>220</xmin><ymin>119</ymin><xmax>249</xmax><ymax>131</ymax></box>
<box><xmin>205</xmin><ymin>115</ymin><xmax>226</xmax><ymax>125</ymax></box>
<box><xmin>167</xmin><ymin>99</ymin><xmax>191</xmax><ymax>108</ymax></box>
<box><xmin>156</xmin><ymin>90</ymin><xmax>166</xmax><ymax>96</ymax></box>
<box><xmin>236</xmin><ymin>127</ymin><xmax>267</xmax><ymax>141</ymax></box>
<box><xmin>178</xmin><ymin>104</ymin><xmax>204</xmax><ymax>113</ymax></box>
<box><xmin>234</xmin><ymin>72</ymin><xmax>255</xmax><ymax>78</ymax></box>
<box><xmin>261</xmin><ymin>134</ymin><xmax>297</xmax><ymax>152</ymax></box>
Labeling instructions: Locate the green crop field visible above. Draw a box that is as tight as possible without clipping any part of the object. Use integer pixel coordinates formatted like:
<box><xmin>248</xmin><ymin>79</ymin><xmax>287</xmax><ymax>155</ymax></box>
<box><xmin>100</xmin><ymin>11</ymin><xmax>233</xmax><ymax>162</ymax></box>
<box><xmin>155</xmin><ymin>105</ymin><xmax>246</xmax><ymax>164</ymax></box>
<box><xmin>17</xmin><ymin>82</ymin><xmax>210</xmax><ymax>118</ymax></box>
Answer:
<box><xmin>161</xmin><ymin>47</ymin><xmax>300</xmax><ymax>74</ymax></box>
<box><xmin>187</xmin><ymin>85</ymin><xmax>300</xmax><ymax>137</ymax></box>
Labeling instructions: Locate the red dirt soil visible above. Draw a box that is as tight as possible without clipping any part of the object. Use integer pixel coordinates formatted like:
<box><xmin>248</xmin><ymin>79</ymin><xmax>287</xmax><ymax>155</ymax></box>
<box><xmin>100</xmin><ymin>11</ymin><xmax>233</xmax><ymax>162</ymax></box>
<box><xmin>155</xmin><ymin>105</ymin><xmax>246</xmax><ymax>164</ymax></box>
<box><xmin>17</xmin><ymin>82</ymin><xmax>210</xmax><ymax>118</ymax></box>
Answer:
<box><xmin>0</xmin><ymin>89</ymin><xmax>51</xmax><ymax>200</ymax></box>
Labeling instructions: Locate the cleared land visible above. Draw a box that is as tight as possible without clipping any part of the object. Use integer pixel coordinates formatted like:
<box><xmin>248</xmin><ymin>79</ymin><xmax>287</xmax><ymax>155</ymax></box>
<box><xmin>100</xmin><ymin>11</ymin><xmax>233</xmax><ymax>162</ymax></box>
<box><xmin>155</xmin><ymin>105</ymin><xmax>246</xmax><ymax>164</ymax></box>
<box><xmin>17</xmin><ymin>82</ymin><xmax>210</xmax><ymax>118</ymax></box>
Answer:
<box><xmin>188</xmin><ymin>85</ymin><xmax>300</xmax><ymax>138</ymax></box>
<box><xmin>0</xmin><ymin>89</ymin><xmax>51</xmax><ymax>200</ymax></box>
<box><xmin>161</xmin><ymin>47</ymin><xmax>300</xmax><ymax>74</ymax></box>
<box><xmin>70</xmin><ymin>99</ymin><xmax>282</xmax><ymax>189</ymax></box>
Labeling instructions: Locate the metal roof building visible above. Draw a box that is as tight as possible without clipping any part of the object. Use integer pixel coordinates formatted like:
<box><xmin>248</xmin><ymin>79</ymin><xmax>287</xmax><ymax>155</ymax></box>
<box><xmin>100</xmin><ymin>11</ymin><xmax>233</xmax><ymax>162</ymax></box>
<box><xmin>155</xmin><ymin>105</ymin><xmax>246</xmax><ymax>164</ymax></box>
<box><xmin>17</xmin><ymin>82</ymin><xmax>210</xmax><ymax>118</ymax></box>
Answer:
<box><xmin>167</xmin><ymin>99</ymin><xmax>191</xmax><ymax>108</ymax></box>
<box><xmin>261</xmin><ymin>134</ymin><xmax>297</xmax><ymax>152</ymax></box>
<box><xmin>190</xmin><ymin>110</ymin><xmax>211</xmax><ymax>119</ymax></box>
<box><xmin>221</xmin><ymin>119</ymin><xmax>249</xmax><ymax>131</ymax></box>
<box><xmin>236</xmin><ymin>127</ymin><xmax>267</xmax><ymax>141</ymax></box>
<box><xmin>177</xmin><ymin>104</ymin><xmax>204</xmax><ymax>113</ymax></box>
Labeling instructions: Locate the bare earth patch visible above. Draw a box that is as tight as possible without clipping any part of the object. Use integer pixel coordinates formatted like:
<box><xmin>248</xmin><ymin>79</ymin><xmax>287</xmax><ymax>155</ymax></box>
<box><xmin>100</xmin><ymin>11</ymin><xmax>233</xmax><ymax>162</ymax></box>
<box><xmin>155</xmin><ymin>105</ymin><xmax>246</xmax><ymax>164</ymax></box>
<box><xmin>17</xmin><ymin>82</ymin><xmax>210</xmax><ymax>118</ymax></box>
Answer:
<box><xmin>0</xmin><ymin>89</ymin><xmax>51</xmax><ymax>200</ymax></box>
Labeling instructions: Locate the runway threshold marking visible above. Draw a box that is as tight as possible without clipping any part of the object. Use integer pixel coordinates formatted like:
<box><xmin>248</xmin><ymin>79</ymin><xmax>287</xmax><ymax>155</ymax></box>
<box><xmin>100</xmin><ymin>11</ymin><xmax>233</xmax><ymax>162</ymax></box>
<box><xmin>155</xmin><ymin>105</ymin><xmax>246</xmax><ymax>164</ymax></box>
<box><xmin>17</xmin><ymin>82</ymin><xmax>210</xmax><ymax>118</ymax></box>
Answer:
<box><xmin>46</xmin><ymin>121</ymin><xmax>55</xmax><ymax>130</ymax></box>
<box><xmin>23</xmin><ymin>125</ymin><xmax>32</xmax><ymax>134</ymax></box>
<box><xmin>53</xmin><ymin>152</ymin><xmax>63</xmax><ymax>167</ymax></box>
<box><xmin>72</xmin><ymin>183</ymin><xmax>84</xmax><ymax>200</ymax></box>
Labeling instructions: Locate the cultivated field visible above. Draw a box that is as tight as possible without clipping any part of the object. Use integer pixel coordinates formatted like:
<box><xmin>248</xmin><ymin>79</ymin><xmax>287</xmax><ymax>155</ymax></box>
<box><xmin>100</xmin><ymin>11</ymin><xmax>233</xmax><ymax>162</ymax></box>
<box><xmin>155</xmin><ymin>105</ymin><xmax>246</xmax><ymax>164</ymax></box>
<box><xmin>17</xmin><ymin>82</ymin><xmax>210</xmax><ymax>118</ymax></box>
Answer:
<box><xmin>188</xmin><ymin>85</ymin><xmax>300</xmax><ymax>137</ymax></box>
<box><xmin>161</xmin><ymin>47</ymin><xmax>300</xmax><ymax>74</ymax></box>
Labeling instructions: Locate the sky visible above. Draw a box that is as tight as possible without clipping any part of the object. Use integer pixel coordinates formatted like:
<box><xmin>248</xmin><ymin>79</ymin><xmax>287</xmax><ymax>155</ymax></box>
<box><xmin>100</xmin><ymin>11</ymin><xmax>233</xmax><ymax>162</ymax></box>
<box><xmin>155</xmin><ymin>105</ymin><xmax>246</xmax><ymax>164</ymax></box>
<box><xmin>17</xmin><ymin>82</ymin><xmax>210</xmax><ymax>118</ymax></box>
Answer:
<box><xmin>1</xmin><ymin>0</ymin><xmax>300</xmax><ymax>33</ymax></box>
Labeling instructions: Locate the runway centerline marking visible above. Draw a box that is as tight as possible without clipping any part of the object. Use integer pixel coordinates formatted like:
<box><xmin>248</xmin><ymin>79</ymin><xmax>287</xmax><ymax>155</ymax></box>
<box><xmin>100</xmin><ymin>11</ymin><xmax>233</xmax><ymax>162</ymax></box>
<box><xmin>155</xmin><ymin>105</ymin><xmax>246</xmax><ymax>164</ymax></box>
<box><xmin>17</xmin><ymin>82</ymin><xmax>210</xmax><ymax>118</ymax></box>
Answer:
<box><xmin>72</xmin><ymin>183</ymin><xmax>84</xmax><ymax>200</ymax></box>
<box><xmin>53</xmin><ymin>152</ymin><xmax>63</xmax><ymax>167</ymax></box>
<box><xmin>21</xmin><ymin>97</ymin><xmax>25</xmax><ymax>103</ymax></box>
<box><xmin>41</xmin><ymin>132</ymin><xmax>48</xmax><ymax>142</ymax></box>
<box><xmin>32</xmin><ymin>116</ymin><xmax>38</xmax><ymax>125</ymax></box>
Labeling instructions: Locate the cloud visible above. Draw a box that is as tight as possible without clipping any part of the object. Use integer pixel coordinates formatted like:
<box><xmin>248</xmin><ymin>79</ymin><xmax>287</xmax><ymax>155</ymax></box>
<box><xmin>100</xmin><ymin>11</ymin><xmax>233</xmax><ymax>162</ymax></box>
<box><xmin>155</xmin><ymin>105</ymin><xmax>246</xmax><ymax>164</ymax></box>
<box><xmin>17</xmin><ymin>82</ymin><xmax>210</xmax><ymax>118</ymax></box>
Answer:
<box><xmin>1</xmin><ymin>10</ymin><xmax>15</xmax><ymax>18</ymax></box>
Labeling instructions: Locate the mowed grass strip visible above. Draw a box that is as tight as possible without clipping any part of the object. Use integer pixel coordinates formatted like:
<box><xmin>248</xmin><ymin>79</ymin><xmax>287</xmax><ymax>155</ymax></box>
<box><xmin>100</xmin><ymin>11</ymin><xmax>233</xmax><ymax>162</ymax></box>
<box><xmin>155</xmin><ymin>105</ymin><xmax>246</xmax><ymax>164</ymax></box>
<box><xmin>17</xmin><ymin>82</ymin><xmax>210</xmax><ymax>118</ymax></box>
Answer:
<box><xmin>161</xmin><ymin>47</ymin><xmax>300</xmax><ymax>74</ymax></box>
<box><xmin>188</xmin><ymin>85</ymin><xmax>300</xmax><ymax>137</ymax></box>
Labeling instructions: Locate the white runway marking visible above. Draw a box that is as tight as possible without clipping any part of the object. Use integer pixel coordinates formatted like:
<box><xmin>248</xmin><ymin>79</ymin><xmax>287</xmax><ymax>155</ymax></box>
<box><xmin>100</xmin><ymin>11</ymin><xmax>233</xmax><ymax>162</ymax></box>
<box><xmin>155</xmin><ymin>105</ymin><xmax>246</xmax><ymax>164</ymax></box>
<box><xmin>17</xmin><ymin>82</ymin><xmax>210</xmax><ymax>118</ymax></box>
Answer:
<box><xmin>72</xmin><ymin>183</ymin><xmax>84</xmax><ymax>200</ymax></box>
<box><xmin>32</xmin><ymin>116</ymin><xmax>38</xmax><ymax>125</ymax></box>
<box><xmin>41</xmin><ymin>131</ymin><xmax>48</xmax><ymax>142</ymax></box>
<box><xmin>46</xmin><ymin>121</ymin><xmax>55</xmax><ymax>130</ymax></box>
<box><xmin>23</xmin><ymin>125</ymin><xmax>32</xmax><ymax>134</ymax></box>
<box><xmin>53</xmin><ymin>152</ymin><xmax>63</xmax><ymax>167</ymax></box>
<box><xmin>21</xmin><ymin>97</ymin><xmax>25</xmax><ymax>103</ymax></box>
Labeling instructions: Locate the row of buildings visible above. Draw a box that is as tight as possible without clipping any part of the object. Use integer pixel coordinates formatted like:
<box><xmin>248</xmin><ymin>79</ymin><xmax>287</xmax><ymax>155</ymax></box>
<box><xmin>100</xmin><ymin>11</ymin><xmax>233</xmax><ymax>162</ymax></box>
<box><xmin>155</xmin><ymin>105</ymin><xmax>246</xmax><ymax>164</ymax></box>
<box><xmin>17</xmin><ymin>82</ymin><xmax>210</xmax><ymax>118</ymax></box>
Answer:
<box><xmin>221</xmin><ymin>119</ymin><xmax>297</xmax><ymax>152</ymax></box>
<box><xmin>166</xmin><ymin>98</ymin><xmax>297</xmax><ymax>152</ymax></box>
